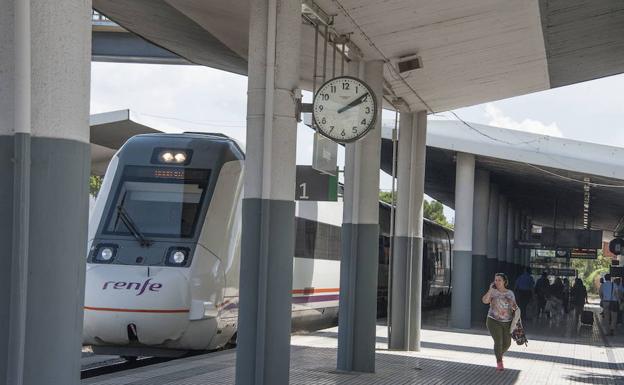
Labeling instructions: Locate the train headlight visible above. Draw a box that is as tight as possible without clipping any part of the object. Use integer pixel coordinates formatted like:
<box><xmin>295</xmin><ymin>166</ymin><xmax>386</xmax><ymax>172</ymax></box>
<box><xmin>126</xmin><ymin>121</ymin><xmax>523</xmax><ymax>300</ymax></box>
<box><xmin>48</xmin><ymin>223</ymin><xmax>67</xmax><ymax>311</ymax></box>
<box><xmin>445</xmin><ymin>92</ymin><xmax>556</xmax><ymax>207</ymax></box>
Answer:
<box><xmin>92</xmin><ymin>244</ymin><xmax>117</xmax><ymax>263</ymax></box>
<box><xmin>153</xmin><ymin>149</ymin><xmax>191</xmax><ymax>165</ymax></box>
<box><xmin>100</xmin><ymin>248</ymin><xmax>114</xmax><ymax>261</ymax></box>
<box><xmin>172</xmin><ymin>251</ymin><xmax>185</xmax><ymax>263</ymax></box>
<box><xmin>161</xmin><ymin>152</ymin><xmax>174</xmax><ymax>162</ymax></box>
<box><xmin>174</xmin><ymin>152</ymin><xmax>186</xmax><ymax>163</ymax></box>
<box><xmin>166</xmin><ymin>247</ymin><xmax>190</xmax><ymax>266</ymax></box>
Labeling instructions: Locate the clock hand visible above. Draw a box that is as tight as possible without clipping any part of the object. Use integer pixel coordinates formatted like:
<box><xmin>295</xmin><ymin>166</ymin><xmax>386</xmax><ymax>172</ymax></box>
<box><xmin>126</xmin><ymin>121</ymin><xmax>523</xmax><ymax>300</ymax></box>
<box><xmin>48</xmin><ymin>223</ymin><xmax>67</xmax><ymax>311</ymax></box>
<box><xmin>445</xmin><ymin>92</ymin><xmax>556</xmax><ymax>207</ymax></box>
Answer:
<box><xmin>337</xmin><ymin>92</ymin><xmax>369</xmax><ymax>114</ymax></box>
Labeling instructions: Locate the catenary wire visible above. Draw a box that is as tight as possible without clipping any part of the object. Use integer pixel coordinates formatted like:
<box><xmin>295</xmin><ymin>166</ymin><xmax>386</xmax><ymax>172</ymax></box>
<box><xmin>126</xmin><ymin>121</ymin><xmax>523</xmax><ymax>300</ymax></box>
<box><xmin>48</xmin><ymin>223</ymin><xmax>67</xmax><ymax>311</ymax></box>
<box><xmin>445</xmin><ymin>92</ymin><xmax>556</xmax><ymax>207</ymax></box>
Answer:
<box><xmin>328</xmin><ymin>0</ymin><xmax>624</xmax><ymax>189</ymax></box>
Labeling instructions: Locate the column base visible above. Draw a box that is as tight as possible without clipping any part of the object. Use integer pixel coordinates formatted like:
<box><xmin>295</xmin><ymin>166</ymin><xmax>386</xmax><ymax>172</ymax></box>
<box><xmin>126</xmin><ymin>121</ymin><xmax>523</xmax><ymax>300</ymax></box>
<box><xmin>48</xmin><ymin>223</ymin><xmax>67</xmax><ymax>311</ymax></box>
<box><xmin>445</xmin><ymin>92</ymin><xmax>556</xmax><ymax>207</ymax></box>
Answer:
<box><xmin>451</xmin><ymin>250</ymin><xmax>472</xmax><ymax>329</ymax></box>
<box><xmin>236</xmin><ymin>199</ymin><xmax>295</xmax><ymax>385</ymax></box>
<box><xmin>338</xmin><ymin>223</ymin><xmax>379</xmax><ymax>373</ymax></box>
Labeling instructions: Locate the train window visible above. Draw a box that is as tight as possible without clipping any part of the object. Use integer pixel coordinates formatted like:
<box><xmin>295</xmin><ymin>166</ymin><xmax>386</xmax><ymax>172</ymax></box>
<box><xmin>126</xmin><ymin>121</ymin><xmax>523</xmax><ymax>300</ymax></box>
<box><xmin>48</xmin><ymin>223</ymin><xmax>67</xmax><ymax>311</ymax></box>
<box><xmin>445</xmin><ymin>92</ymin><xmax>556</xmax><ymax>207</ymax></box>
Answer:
<box><xmin>103</xmin><ymin>166</ymin><xmax>210</xmax><ymax>238</ymax></box>
<box><xmin>294</xmin><ymin>217</ymin><xmax>341</xmax><ymax>261</ymax></box>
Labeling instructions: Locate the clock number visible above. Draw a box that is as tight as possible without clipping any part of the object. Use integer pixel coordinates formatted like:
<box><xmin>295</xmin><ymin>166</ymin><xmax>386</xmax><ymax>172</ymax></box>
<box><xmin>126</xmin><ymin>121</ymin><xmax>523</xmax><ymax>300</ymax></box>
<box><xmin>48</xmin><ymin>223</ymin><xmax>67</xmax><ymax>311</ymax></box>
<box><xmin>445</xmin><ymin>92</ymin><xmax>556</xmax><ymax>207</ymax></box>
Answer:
<box><xmin>321</xmin><ymin>117</ymin><xmax>327</xmax><ymax>125</ymax></box>
<box><xmin>365</xmin><ymin>107</ymin><xmax>371</xmax><ymax>114</ymax></box>
<box><xmin>329</xmin><ymin>126</ymin><xmax>335</xmax><ymax>133</ymax></box>
<box><xmin>361</xmin><ymin>119</ymin><xmax>367</xmax><ymax>125</ymax></box>
<box><xmin>321</xmin><ymin>93</ymin><xmax>329</xmax><ymax>101</ymax></box>
<box><xmin>318</xmin><ymin>105</ymin><xmax>324</xmax><ymax>111</ymax></box>
<box><xmin>341</xmin><ymin>130</ymin><xmax>346</xmax><ymax>137</ymax></box>
<box><xmin>330</xmin><ymin>85</ymin><xmax>336</xmax><ymax>93</ymax></box>
<box><xmin>356</xmin><ymin>86</ymin><xmax>359</xmax><ymax>93</ymax></box>
<box><xmin>352</xmin><ymin>127</ymin><xmax>358</xmax><ymax>134</ymax></box>
<box><xmin>342</xmin><ymin>82</ymin><xmax>350</xmax><ymax>90</ymax></box>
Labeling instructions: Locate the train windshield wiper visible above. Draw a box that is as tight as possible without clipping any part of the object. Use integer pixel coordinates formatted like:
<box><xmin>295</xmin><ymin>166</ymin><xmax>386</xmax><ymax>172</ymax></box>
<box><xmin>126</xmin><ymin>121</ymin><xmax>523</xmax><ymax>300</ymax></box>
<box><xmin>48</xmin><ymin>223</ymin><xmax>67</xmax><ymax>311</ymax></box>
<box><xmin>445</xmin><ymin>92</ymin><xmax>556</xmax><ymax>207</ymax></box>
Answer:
<box><xmin>116</xmin><ymin>205</ymin><xmax>152</xmax><ymax>247</ymax></box>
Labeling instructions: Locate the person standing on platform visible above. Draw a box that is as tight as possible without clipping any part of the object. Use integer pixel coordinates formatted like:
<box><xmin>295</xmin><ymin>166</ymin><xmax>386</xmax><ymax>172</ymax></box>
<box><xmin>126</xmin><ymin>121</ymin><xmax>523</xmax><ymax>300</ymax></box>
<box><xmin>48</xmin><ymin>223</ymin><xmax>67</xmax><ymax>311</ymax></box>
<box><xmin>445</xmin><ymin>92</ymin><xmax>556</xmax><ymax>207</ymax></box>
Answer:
<box><xmin>550</xmin><ymin>277</ymin><xmax>565</xmax><ymax>320</ymax></box>
<box><xmin>614</xmin><ymin>277</ymin><xmax>624</xmax><ymax>325</ymax></box>
<box><xmin>570</xmin><ymin>278</ymin><xmax>588</xmax><ymax>324</ymax></box>
<box><xmin>482</xmin><ymin>273</ymin><xmax>518</xmax><ymax>371</ymax></box>
<box><xmin>514</xmin><ymin>267</ymin><xmax>535</xmax><ymax>322</ymax></box>
<box><xmin>535</xmin><ymin>272</ymin><xmax>549</xmax><ymax>318</ymax></box>
<box><xmin>599</xmin><ymin>274</ymin><xmax>620</xmax><ymax>335</ymax></box>
<box><xmin>562</xmin><ymin>278</ymin><xmax>571</xmax><ymax>314</ymax></box>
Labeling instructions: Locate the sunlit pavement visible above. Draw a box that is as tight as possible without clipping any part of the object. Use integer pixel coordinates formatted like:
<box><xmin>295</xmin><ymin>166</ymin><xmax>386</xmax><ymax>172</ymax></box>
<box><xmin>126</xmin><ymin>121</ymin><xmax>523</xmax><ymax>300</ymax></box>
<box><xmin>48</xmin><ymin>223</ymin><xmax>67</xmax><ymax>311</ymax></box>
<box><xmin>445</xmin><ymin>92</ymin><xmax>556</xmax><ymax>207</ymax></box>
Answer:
<box><xmin>83</xmin><ymin>304</ymin><xmax>621</xmax><ymax>385</ymax></box>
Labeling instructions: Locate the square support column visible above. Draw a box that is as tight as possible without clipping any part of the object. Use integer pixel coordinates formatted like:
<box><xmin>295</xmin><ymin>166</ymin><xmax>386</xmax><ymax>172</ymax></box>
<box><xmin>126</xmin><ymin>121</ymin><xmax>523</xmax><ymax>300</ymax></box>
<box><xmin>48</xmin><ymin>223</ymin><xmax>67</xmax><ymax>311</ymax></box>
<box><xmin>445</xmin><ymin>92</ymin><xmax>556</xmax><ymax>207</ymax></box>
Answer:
<box><xmin>513</xmin><ymin>210</ymin><xmax>521</xmax><ymax>278</ymax></box>
<box><xmin>471</xmin><ymin>170</ymin><xmax>490</xmax><ymax>323</ymax></box>
<box><xmin>497</xmin><ymin>196</ymin><xmax>508</xmax><ymax>275</ymax></box>
<box><xmin>506</xmin><ymin>204</ymin><xmax>515</xmax><ymax>278</ymax></box>
<box><xmin>389</xmin><ymin>109</ymin><xmax>427</xmax><ymax>351</ymax></box>
<box><xmin>235</xmin><ymin>1</ymin><xmax>301</xmax><ymax>384</ymax></box>
<box><xmin>451</xmin><ymin>152</ymin><xmax>475</xmax><ymax>329</ymax></box>
<box><xmin>337</xmin><ymin>60</ymin><xmax>384</xmax><ymax>373</ymax></box>
<box><xmin>486</xmin><ymin>184</ymin><xmax>499</xmax><ymax>282</ymax></box>
<box><xmin>1</xmin><ymin>1</ymin><xmax>91</xmax><ymax>384</ymax></box>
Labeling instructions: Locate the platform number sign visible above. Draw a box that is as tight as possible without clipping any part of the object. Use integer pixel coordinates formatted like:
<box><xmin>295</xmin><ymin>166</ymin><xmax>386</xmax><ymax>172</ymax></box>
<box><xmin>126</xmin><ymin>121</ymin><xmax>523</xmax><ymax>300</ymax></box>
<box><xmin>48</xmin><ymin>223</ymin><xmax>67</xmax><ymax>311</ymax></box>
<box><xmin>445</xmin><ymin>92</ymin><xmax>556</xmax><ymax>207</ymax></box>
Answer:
<box><xmin>295</xmin><ymin>166</ymin><xmax>337</xmax><ymax>201</ymax></box>
<box><xmin>313</xmin><ymin>76</ymin><xmax>378</xmax><ymax>143</ymax></box>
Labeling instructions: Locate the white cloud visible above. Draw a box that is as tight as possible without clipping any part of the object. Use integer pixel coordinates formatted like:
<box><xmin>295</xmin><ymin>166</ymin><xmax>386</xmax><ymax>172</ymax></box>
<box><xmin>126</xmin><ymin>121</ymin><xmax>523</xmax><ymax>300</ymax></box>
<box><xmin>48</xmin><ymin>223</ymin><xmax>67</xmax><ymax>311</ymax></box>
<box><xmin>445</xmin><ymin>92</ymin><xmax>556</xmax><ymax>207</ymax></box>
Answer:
<box><xmin>484</xmin><ymin>103</ymin><xmax>562</xmax><ymax>137</ymax></box>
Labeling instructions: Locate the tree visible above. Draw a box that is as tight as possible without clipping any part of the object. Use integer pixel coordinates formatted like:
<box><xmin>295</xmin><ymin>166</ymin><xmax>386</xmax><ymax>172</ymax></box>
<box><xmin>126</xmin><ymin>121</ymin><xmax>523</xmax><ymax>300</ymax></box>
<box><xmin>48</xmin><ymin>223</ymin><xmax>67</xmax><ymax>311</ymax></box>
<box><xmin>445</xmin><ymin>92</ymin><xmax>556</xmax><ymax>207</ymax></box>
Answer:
<box><xmin>379</xmin><ymin>191</ymin><xmax>394</xmax><ymax>205</ymax></box>
<box><xmin>90</xmin><ymin>175</ymin><xmax>103</xmax><ymax>197</ymax></box>
<box><xmin>424</xmin><ymin>199</ymin><xmax>453</xmax><ymax>229</ymax></box>
<box><xmin>571</xmin><ymin>249</ymin><xmax>613</xmax><ymax>293</ymax></box>
<box><xmin>378</xmin><ymin>192</ymin><xmax>453</xmax><ymax>229</ymax></box>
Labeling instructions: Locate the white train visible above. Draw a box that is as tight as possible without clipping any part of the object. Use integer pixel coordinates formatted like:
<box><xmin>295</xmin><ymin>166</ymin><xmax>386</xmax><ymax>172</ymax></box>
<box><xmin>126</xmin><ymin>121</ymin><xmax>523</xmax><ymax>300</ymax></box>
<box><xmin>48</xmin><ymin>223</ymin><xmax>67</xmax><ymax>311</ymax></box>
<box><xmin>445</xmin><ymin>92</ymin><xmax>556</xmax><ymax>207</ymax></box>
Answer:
<box><xmin>83</xmin><ymin>133</ymin><xmax>452</xmax><ymax>357</ymax></box>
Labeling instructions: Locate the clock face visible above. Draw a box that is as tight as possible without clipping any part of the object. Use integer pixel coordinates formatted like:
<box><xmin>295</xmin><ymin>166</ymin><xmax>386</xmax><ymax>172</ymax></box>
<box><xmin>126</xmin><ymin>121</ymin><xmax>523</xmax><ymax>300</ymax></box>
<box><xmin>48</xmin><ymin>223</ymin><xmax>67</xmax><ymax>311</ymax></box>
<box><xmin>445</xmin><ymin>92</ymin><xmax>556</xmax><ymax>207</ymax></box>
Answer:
<box><xmin>312</xmin><ymin>76</ymin><xmax>377</xmax><ymax>143</ymax></box>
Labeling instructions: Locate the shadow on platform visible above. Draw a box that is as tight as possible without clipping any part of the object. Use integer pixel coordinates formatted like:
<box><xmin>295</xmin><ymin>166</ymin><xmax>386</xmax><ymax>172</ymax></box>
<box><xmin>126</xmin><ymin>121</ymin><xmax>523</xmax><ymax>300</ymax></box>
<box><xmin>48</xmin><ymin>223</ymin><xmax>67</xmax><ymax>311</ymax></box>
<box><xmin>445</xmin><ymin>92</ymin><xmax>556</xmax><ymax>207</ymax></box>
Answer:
<box><xmin>290</xmin><ymin>346</ymin><xmax>521</xmax><ymax>385</ymax></box>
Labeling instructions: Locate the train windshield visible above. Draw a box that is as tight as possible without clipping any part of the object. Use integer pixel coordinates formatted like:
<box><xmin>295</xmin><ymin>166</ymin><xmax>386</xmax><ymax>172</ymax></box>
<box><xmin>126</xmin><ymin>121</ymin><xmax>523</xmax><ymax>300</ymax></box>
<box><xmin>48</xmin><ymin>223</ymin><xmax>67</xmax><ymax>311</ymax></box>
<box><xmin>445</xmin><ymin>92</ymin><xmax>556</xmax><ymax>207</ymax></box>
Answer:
<box><xmin>103</xmin><ymin>166</ymin><xmax>211</xmax><ymax>238</ymax></box>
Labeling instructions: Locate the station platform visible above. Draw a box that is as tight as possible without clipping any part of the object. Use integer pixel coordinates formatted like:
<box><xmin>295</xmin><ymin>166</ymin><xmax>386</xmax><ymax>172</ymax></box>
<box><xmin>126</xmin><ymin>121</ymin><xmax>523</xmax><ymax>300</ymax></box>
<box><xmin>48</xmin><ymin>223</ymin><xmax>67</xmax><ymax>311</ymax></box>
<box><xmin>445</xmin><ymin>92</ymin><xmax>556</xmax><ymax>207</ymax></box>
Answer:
<box><xmin>83</xmin><ymin>304</ymin><xmax>622</xmax><ymax>385</ymax></box>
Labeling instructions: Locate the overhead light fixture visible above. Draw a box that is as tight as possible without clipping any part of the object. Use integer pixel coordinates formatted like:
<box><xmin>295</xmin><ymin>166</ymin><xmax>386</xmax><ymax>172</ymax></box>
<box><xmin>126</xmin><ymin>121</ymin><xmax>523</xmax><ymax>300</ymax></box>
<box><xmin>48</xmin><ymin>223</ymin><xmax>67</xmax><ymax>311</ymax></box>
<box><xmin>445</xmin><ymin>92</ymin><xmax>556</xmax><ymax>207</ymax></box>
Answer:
<box><xmin>396</xmin><ymin>53</ymin><xmax>423</xmax><ymax>74</ymax></box>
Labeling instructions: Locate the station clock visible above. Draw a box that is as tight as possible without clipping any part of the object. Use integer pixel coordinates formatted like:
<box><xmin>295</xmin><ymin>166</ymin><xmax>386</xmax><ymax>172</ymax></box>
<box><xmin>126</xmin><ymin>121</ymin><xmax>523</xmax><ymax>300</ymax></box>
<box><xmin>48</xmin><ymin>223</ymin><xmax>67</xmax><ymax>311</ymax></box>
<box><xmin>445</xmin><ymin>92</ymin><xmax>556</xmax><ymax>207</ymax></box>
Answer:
<box><xmin>312</xmin><ymin>76</ymin><xmax>378</xmax><ymax>143</ymax></box>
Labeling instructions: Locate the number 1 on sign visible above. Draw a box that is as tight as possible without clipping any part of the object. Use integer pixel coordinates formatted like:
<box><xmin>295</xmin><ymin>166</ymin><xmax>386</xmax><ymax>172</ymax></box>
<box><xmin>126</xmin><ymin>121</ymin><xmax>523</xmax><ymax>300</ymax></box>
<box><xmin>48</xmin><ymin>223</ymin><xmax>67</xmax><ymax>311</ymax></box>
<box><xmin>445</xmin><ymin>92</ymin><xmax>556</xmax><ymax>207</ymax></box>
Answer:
<box><xmin>299</xmin><ymin>182</ymin><xmax>309</xmax><ymax>200</ymax></box>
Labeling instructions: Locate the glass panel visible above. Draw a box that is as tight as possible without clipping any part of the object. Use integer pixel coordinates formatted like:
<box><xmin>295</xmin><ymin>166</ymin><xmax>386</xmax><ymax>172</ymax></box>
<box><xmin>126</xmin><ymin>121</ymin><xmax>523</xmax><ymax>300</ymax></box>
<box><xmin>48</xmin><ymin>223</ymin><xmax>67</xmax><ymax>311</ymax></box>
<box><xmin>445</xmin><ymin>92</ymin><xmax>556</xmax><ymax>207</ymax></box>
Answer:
<box><xmin>104</xmin><ymin>167</ymin><xmax>210</xmax><ymax>238</ymax></box>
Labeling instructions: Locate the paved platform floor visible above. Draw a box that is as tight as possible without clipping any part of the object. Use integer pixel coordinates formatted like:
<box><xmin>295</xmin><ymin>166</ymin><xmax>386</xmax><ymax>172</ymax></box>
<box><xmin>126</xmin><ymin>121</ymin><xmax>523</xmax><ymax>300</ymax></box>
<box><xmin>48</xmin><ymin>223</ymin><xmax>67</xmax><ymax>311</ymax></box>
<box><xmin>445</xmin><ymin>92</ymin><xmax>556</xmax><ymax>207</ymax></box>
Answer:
<box><xmin>84</xmin><ymin>304</ymin><xmax>623</xmax><ymax>385</ymax></box>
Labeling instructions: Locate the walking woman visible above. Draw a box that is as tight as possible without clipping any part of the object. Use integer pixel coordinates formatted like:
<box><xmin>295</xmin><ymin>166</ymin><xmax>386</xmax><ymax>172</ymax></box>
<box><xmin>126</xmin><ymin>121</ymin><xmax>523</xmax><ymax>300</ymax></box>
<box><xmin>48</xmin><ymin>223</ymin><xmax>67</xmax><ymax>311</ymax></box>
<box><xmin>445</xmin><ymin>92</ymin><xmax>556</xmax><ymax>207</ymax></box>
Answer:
<box><xmin>482</xmin><ymin>273</ymin><xmax>518</xmax><ymax>371</ymax></box>
<box><xmin>570</xmin><ymin>278</ymin><xmax>588</xmax><ymax>324</ymax></box>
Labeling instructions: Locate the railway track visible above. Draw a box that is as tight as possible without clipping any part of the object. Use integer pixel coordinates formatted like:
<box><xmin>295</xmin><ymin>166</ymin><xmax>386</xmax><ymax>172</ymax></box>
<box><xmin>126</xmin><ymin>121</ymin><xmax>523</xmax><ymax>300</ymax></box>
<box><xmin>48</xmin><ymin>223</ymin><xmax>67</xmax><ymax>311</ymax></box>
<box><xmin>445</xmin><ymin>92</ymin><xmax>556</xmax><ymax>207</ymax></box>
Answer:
<box><xmin>80</xmin><ymin>345</ymin><xmax>233</xmax><ymax>379</ymax></box>
<box><xmin>81</xmin><ymin>356</ymin><xmax>173</xmax><ymax>379</ymax></box>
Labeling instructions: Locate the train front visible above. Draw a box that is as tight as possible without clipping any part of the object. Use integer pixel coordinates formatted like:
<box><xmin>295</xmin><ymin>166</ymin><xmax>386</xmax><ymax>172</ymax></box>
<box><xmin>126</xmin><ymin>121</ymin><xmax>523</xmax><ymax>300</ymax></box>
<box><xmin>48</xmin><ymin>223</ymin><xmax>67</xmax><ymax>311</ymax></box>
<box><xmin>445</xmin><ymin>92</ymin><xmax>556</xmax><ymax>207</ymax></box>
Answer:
<box><xmin>83</xmin><ymin>133</ymin><xmax>243</xmax><ymax>356</ymax></box>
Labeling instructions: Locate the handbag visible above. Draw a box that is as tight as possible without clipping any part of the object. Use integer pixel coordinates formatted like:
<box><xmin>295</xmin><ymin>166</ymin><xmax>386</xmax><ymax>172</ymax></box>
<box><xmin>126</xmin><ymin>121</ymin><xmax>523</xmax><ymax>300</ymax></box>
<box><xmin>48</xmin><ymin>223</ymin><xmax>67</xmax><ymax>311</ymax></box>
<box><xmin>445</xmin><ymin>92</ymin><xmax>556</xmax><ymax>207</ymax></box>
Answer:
<box><xmin>511</xmin><ymin>318</ymin><xmax>528</xmax><ymax>346</ymax></box>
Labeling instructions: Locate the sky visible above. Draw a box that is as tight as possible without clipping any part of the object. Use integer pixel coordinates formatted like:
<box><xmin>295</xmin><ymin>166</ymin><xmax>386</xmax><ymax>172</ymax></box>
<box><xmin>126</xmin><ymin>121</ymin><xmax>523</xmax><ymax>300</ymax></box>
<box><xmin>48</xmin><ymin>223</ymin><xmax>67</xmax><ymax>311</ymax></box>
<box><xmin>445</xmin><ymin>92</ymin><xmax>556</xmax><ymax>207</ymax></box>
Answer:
<box><xmin>91</xmin><ymin>62</ymin><xmax>624</xmax><ymax>222</ymax></box>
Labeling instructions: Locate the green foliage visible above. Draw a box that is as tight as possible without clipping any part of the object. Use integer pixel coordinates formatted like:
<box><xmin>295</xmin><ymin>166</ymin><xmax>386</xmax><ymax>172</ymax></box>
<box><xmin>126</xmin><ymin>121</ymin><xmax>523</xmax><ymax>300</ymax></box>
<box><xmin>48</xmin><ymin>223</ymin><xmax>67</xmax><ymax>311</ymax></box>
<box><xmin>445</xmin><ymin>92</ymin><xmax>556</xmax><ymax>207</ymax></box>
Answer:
<box><xmin>586</xmin><ymin>267</ymin><xmax>609</xmax><ymax>294</ymax></box>
<box><xmin>424</xmin><ymin>199</ymin><xmax>453</xmax><ymax>229</ymax></box>
<box><xmin>379</xmin><ymin>191</ymin><xmax>394</xmax><ymax>205</ymax></box>
<box><xmin>571</xmin><ymin>249</ymin><xmax>613</xmax><ymax>294</ymax></box>
<box><xmin>90</xmin><ymin>175</ymin><xmax>103</xmax><ymax>197</ymax></box>
<box><xmin>379</xmin><ymin>192</ymin><xmax>453</xmax><ymax>229</ymax></box>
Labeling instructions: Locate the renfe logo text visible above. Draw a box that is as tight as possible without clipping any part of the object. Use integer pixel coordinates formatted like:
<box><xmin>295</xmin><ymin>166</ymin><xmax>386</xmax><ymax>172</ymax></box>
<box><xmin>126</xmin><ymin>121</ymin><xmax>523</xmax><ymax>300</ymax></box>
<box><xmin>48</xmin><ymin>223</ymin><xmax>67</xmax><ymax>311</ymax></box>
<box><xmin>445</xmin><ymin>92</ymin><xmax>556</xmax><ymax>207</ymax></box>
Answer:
<box><xmin>102</xmin><ymin>278</ymin><xmax>162</xmax><ymax>296</ymax></box>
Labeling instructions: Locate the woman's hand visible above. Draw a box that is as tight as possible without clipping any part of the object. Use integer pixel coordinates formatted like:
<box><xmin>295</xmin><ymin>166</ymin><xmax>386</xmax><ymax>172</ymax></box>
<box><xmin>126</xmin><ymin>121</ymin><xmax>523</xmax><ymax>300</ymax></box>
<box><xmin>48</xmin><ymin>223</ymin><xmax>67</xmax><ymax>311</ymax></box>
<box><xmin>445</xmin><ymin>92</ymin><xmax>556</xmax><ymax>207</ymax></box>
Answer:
<box><xmin>482</xmin><ymin>285</ymin><xmax>494</xmax><ymax>304</ymax></box>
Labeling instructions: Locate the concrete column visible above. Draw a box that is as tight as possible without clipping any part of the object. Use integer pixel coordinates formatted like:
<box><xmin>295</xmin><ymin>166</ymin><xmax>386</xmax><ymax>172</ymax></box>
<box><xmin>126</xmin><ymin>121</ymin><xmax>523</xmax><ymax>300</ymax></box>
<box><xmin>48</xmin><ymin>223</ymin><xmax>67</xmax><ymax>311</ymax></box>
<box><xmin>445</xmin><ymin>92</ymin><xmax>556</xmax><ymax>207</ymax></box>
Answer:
<box><xmin>1</xmin><ymin>1</ymin><xmax>91</xmax><ymax>384</ymax></box>
<box><xmin>451</xmin><ymin>153</ymin><xmax>475</xmax><ymax>329</ymax></box>
<box><xmin>235</xmin><ymin>1</ymin><xmax>301</xmax><ymax>384</ymax></box>
<box><xmin>514</xmin><ymin>211</ymin><xmax>521</xmax><ymax>272</ymax></box>
<box><xmin>497</xmin><ymin>196</ymin><xmax>508</xmax><ymax>275</ymax></box>
<box><xmin>486</xmin><ymin>184</ymin><xmax>499</xmax><ymax>282</ymax></box>
<box><xmin>471</xmin><ymin>170</ymin><xmax>490</xmax><ymax>323</ymax></box>
<box><xmin>506</xmin><ymin>204</ymin><xmax>514</xmax><ymax>279</ymax></box>
<box><xmin>389</xmin><ymin>109</ymin><xmax>427</xmax><ymax>351</ymax></box>
<box><xmin>523</xmin><ymin>215</ymin><xmax>531</xmax><ymax>268</ymax></box>
<box><xmin>337</xmin><ymin>60</ymin><xmax>384</xmax><ymax>373</ymax></box>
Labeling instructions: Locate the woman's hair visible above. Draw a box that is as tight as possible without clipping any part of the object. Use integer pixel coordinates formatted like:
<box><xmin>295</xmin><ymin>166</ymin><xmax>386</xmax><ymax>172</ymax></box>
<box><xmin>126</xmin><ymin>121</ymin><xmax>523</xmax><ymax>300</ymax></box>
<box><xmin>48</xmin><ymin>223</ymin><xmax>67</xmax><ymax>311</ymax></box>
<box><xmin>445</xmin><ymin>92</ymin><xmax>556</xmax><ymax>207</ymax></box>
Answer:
<box><xmin>495</xmin><ymin>273</ymin><xmax>509</xmax><ymax>288</ymax></box>
<box><xmin>574</xmin><ymin>278</ymin><xmax>583</xmax><ymax>287</ymax></box>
